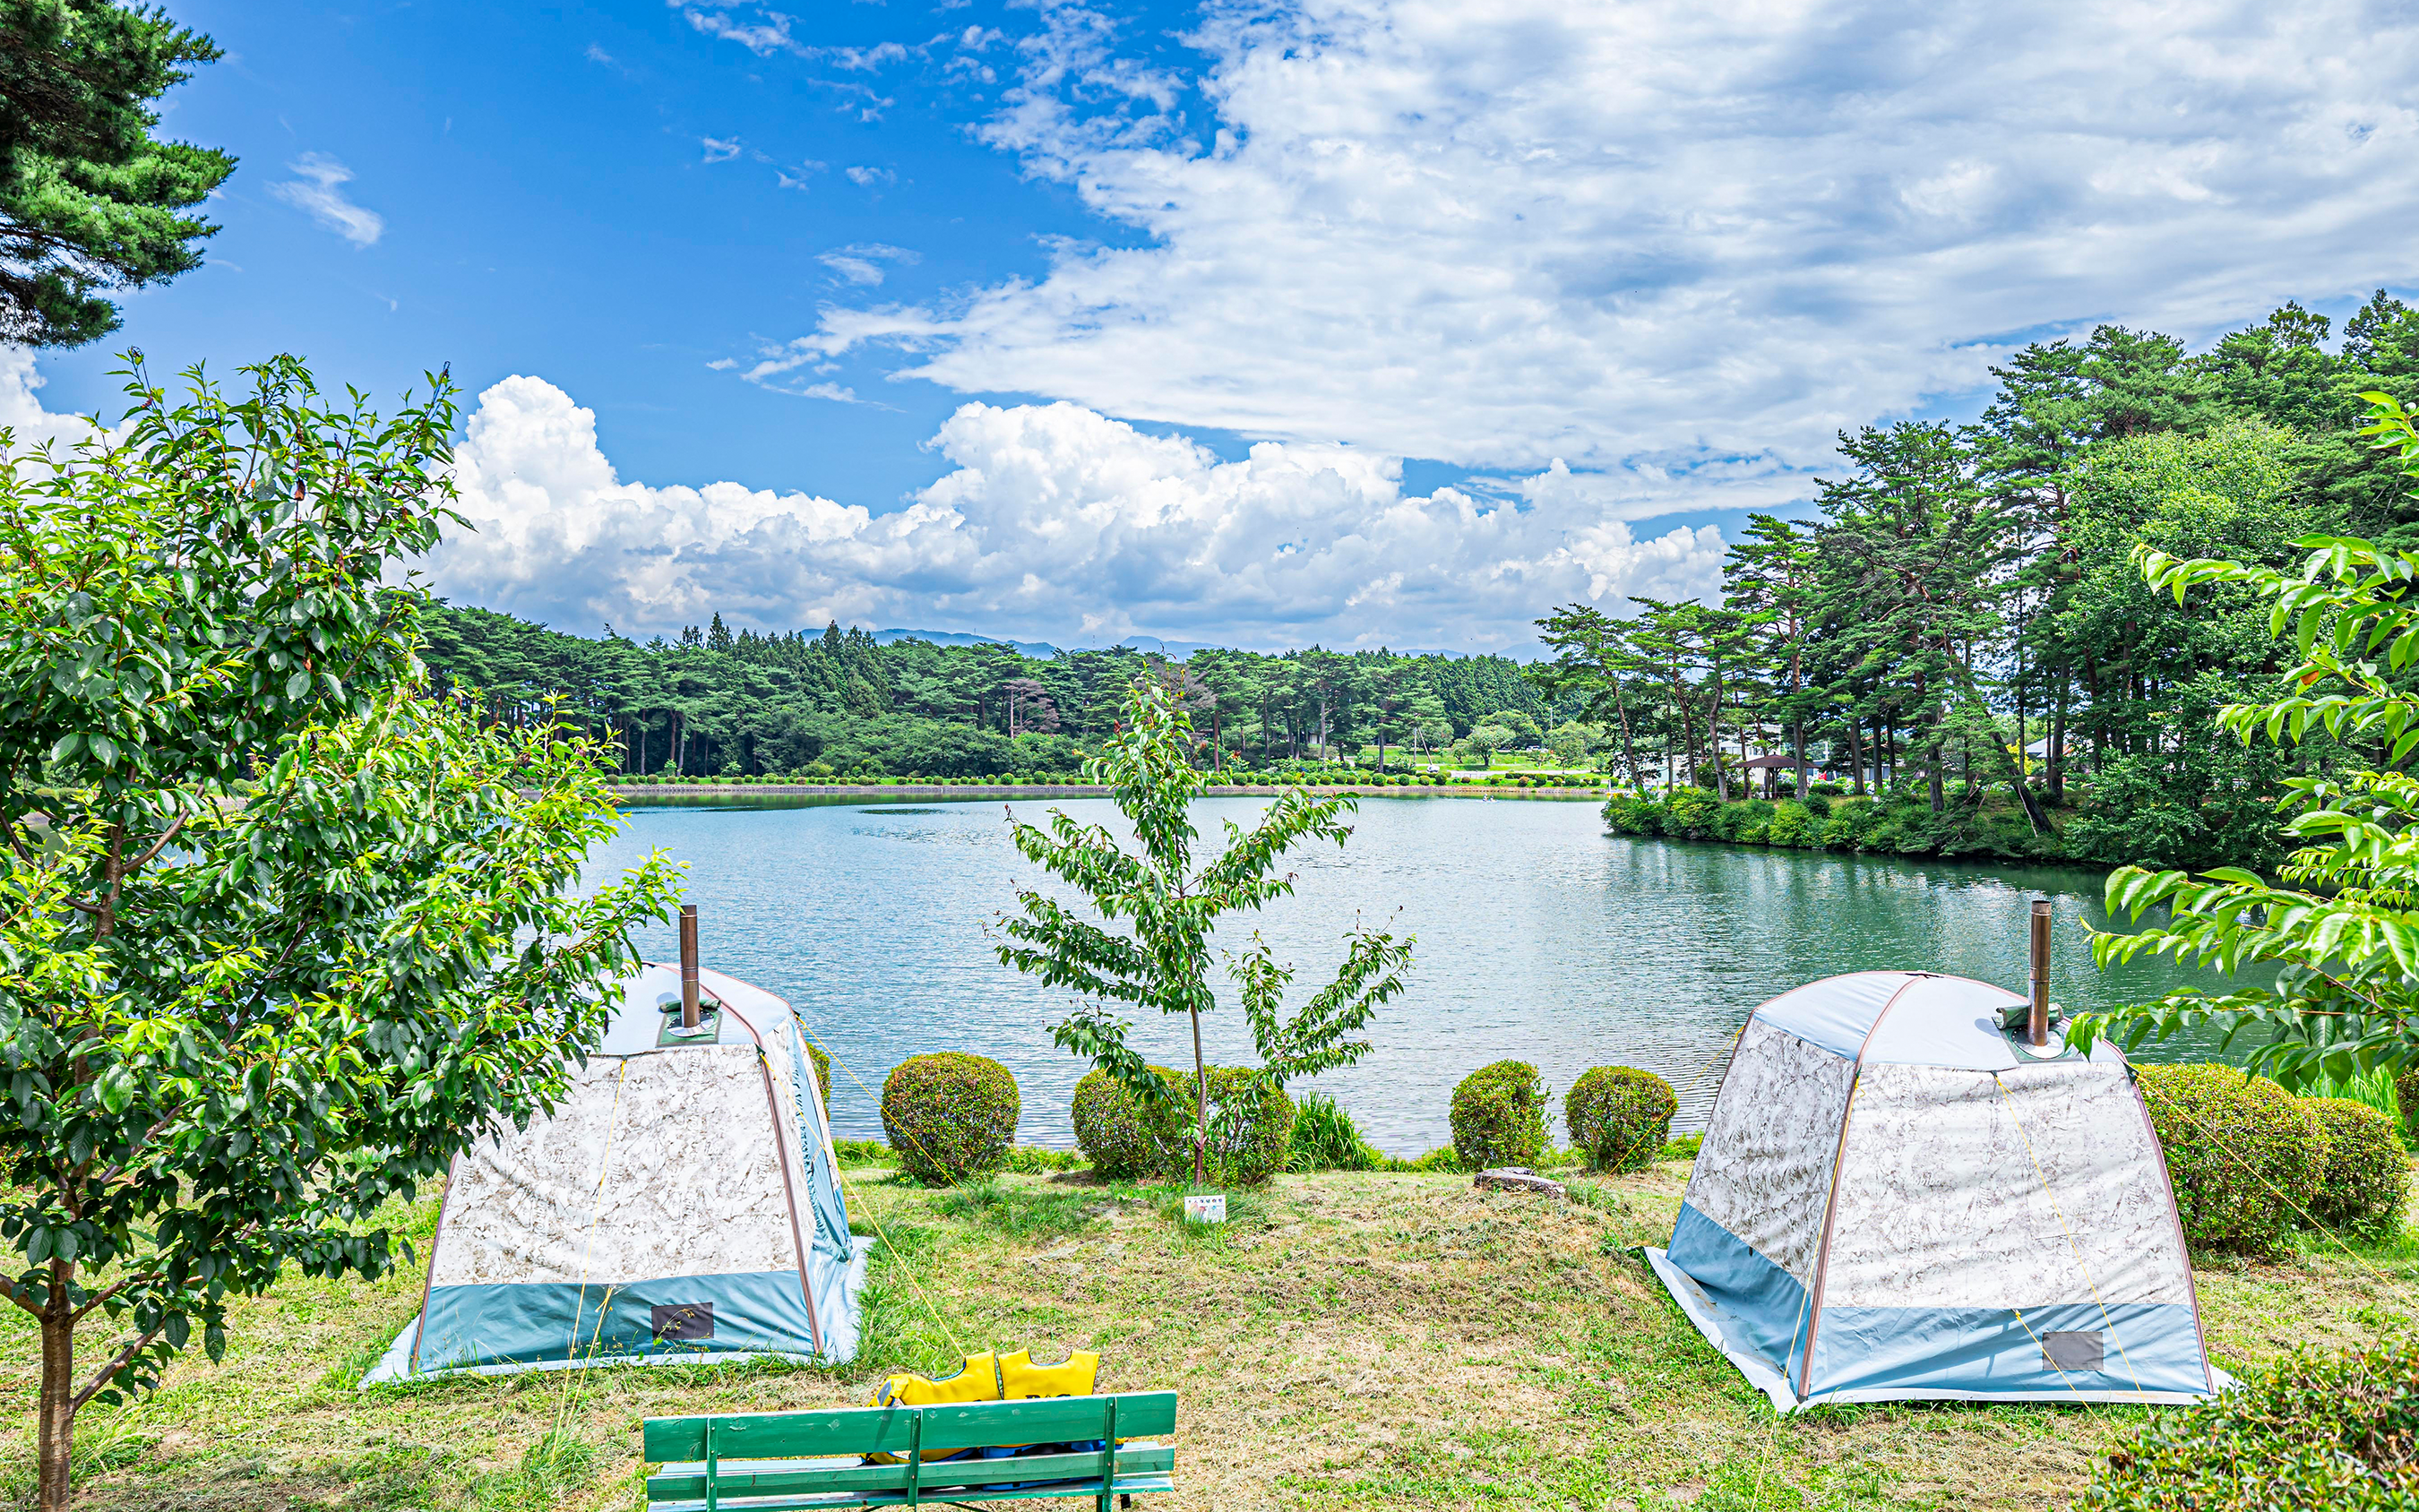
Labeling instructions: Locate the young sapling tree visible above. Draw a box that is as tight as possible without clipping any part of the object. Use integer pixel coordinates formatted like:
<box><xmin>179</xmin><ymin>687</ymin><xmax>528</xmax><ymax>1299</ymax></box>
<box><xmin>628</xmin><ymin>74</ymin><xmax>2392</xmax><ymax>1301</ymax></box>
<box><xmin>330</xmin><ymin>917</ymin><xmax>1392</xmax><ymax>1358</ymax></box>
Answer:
<box><xmin>994</xmin><ymin>676</ymin><xmax>1411</xmax><ymax>1182</ymax></box>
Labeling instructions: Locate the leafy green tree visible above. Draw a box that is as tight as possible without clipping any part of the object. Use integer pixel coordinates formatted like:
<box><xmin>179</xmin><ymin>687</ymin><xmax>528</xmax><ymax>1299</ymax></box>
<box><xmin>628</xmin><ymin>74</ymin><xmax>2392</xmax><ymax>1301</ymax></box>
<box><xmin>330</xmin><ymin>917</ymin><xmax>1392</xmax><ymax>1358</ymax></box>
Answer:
<box><xmin>1463</xmin><ymin>723</ymin><xmax>1513</xmax><ymax>769</ymax></box>
<box><xmin>1530</xmin><ymin>604</ymin><xmax>1647</xmax><ymax>782</ymax></box>
<box><xmin>1724</xmin><ymin>515</ymin><xmax>1821</xmax><ymax>795</ymax></box>
<box><xmin>0</xmin><ymin>357</ymin><xmax>679</xmax><ymax>1512</ymax></box>
<box><xmin>1</xmin><ymin>0</ymin><xmax>237</xmax><ymax>347</ymax></box>
<box><xmin>994</xmin><ymin>677</ymin><xmax>1411</xmax><ymax>1182</ymax></box>
<box><xmin>2079</xmin><ymin>392</ymin><xmax>2419</xmax><ymax>1084</ymax></box>
<box><xmin>1483</xmin><ymin>708</ymin><xmax>1541</xmax><ymax>746</ymax></box>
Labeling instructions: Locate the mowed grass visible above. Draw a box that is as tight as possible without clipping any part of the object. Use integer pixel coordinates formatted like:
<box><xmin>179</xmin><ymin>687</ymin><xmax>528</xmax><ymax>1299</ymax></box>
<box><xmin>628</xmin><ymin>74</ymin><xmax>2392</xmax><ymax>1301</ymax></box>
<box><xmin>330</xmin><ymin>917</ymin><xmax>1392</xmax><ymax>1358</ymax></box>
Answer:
<box><xmin>4</xmin><ymin>1156</ymin><xmax>2415</xmax><ymax>1510</ymax></box>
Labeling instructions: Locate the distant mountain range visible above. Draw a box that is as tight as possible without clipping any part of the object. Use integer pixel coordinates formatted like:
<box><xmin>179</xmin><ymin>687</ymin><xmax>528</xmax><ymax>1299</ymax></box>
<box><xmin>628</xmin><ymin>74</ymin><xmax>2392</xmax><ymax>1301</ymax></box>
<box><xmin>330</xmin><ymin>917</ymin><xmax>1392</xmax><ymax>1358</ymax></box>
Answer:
<box><xmin>871</xmin><ymin>628</ymin><xmax>1542</xmax><ymax>662</ymax></box>
<box><xmin>869</xmin><ymin>628</ymin><xmax>1063</xmax><ymax>658</ymax></box>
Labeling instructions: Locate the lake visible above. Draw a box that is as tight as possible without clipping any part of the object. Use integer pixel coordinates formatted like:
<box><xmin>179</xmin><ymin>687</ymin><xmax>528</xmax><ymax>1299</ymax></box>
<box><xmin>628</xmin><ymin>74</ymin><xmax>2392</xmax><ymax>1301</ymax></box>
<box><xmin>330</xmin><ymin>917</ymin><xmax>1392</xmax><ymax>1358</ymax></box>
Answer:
<box><xmin>587</xmin><ymin>794</ymin><xmax>2222</xmax><ymax>1156</ymax></box>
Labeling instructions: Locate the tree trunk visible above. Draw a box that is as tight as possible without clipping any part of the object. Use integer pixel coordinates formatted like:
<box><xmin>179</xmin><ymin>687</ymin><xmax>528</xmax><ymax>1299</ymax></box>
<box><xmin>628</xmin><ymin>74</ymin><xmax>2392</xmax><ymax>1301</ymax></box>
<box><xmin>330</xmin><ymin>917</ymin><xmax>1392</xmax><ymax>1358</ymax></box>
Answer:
<box><xmin>2048</xmin><ymin>674</ymin><xmax>2069</xmax><ymax>802</ymax></box>
<box><xmin>39</xmin><ymin>1303</ymin><xmax>73</xmax><ymax>1512</ymax></box>
<box><xmin>1190</xmin><ymin>1008</ymin><xmax>1209</xmax><ymax>1187</ymax></box>
<box><xmin>1612</xmin><ymin>677</ymin><xmax>1640</xmax><ymax>786</ymax></box>
<box><xmin>1792</xmin><ymin>713</ymin><xmax>1807</xmax><ymax>802</ymax></box>
<box><xmin>1929</xmin><ymin>741</ymin><xmax>1945</xmax><ymax>814</ymax></box>
<box><xmin>1847</xmin><ymin>717</ymin><xmax>1864</xmax><ymax>796</ymax></box>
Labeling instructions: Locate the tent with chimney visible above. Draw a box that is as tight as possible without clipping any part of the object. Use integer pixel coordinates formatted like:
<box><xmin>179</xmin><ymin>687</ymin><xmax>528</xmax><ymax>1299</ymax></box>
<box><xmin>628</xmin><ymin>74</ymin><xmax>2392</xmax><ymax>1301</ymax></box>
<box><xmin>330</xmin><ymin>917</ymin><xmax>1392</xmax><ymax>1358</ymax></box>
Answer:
<box><xmin>1645</xmin><ymin>909</ymin><xmax>2224</xmax><ymax>1411</ymax></box>
<box><xmin>363</xmin><ymin>911</ymin><xmax>869</xmax><ymax>1383</ymax></box>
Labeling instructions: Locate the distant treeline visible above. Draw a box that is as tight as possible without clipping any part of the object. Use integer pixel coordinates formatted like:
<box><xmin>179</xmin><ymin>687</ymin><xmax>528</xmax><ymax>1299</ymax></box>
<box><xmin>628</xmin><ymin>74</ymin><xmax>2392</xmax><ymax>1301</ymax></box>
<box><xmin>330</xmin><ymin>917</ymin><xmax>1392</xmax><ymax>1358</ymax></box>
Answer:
<box><xmin>416</xmin><ymin>607</ymin><xmax>1565</xmax><ymax>779</ymax></box>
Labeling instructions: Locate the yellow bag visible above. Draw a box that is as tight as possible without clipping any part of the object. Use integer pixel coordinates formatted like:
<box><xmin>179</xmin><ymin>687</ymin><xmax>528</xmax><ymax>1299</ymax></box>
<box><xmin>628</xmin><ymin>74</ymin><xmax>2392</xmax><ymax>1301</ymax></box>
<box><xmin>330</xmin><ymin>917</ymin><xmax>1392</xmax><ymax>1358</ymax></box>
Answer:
<box><xmin>871</xmin><ymin>1349</ymin><xmax>1100</xmax><ymax>1407</ymax></box>
<box><xmin>866</xmin><ymin>1349</ymin><xmax>1104</xmax><ymax>1461</ymax></box>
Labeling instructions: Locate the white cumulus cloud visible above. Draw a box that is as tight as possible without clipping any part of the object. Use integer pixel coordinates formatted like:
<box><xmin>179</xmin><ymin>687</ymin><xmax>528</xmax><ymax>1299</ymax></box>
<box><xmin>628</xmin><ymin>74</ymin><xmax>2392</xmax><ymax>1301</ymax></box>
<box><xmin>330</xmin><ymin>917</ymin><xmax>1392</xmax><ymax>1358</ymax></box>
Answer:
<box><xmin>267</xmin><ymin>153</ymin><xmax>384</xmax><ymax>247</ymax></box>
<box><xmin>787</xmin><ymin>0</ymin><xmax>2419</xmax><ymax>484</ymax></box>
<box><xmin>422</xmin><ymin>372</ymin><xmax>1728</xmax><ymax>649</ymax></box>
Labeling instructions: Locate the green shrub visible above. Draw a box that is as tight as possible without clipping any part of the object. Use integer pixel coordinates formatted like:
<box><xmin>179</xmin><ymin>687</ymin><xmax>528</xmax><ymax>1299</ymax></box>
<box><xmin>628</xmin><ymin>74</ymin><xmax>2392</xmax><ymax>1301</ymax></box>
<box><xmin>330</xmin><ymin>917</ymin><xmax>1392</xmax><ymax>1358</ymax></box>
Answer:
<box><xmin>1141</xmin><ymin>1067</ymin><xmax>1296</xmax><ymax>1186</ymax></box>
<box><xmin>2307</xmin><ymin>1096</ymin><xmax>2411</xmax><ymax>1236</ymax></box>
<box><xmin>1710</xmin><ymin>798</ymin><xmax>1773</xmax><ymax>842</ymax></box>
<box><xmin>880</xmin><ymin>1052</ymin><xmax>1020</xmax><ymax>1186</ymax></box>
<box><xmin>2399</xmin><ymin>1066</ymin><xmax>2419</xmax><ymax>1138</ymax></box>
<box><xmin>1564</xmin><ymin>1067</ymin><xmax>1678</xmax><ymax>1173</ymax></box>
<box><xmin>805</xmin><ymin>1040</ymin><xmax>831</xmax><ymax>1101</ymax></box>
<box><xmin>831</xmin><ymin>1137</ymin><xmax>891</xmax><ymax>1165</ymax></box>
<box><xmin>1288</xmin><ymin>1092</ymin><xmax>1380</xmax><ymax>1172</ymax></box>
<box><xmin>1075</xmin><ymin>1066</ymin><xmax>1296</xmax><ymax>1185</ymax></box>
<box><xmin>1765</xmin><ymin>801</ymin><xmax>1820</xmax><ymax>847</ymax></box>
<box><xmin>1378</xmin><ymin>1146</ymin><xmax>1466</xmax><ymax>1173</ymax></box>
<box><xmin>2136</xmin><ymin>1063</ymin><xmax>2325</xmax><ymax>1256</ymax></box>
<box><xmin>1662</xmin><ymin>786</ymin><xmax>1720</xmax><ymax>838</ymax></box>
<box><xmin>1601</xmin><ymin>794</ymin><xmax>1663</xmax><ymax>836</ymax></box>
<box><xmin>1659</xmin><ymin>1131</ymin><xmax>1704</xmax><ymax>1163</ymax></box>
<box><xmin>1070</xmin><ymin>1066</ymin><xmax>1178</xmax><ymax>1178</ymax></box>
<box><xmin>1451</xmin><ymin>1060</ymin><xmax>1547</xmax><ymax>1170</ymax></box>
<box><xmin>2087</xmin><ymin>1336</ymin><xmax>2419</xmax><ymax>1510</ymax></box>
<box><xmin>1001</xmin><ymin>1145</ymin><xmax>1086</xmax><ymax>1174</ymax></box>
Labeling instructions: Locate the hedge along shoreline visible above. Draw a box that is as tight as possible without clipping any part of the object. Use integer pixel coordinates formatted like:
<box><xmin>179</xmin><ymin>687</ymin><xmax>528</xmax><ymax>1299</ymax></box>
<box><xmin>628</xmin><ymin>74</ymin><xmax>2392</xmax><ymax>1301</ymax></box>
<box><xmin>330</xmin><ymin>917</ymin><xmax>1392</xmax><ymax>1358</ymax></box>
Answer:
<box><xmin>1600</xmin><ymin>785</ymin><xmax>2113</xmax><ymax>867</ymax></box>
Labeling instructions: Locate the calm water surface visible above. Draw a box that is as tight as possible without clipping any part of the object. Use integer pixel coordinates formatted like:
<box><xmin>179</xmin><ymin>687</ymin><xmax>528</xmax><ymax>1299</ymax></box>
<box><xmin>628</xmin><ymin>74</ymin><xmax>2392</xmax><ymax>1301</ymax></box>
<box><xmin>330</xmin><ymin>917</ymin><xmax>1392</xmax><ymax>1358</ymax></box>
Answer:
<box><xmin>586</xmin><ymin>795</ymin><xmax>2223</xmax><ymax>1155</ymax></box>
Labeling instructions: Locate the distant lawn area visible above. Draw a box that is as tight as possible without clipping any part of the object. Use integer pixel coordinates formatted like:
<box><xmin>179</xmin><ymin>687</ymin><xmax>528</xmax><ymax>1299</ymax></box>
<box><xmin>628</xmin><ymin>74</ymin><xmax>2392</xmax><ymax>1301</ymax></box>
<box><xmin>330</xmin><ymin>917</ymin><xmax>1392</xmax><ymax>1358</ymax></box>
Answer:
<box><xmin>3</xmin><ymin>1157</ymin><xmax>2410</xmax><ymax>1510</ymax></box>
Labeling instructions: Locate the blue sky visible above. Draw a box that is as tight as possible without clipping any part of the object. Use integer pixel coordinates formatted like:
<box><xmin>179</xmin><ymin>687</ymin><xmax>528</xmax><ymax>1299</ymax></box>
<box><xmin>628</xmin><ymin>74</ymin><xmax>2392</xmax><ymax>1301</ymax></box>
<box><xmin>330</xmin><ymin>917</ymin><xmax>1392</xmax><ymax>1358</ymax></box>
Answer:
<box><xmin>11</xmin><ymin>0</ymin><xmax>2419</xmax><ymax>650</ymax></box>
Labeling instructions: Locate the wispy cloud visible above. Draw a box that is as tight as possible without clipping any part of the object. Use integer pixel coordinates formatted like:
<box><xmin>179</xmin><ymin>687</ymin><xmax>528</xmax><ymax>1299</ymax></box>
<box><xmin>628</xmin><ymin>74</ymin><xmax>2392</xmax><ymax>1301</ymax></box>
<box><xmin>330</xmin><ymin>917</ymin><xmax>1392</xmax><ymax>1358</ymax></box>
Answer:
<box><xmin>831</xmin><ymin>41</ymin><xmax>908</xmax><ymax>70</ymax></box>
<box><xmin>818</xmin><ymin>242</ymin><xmax>920</xmax><ymax>287</ymax></box>
<box><xmin>266</xmin><ymin>153</ymin><xmax>383</xmax><ymax>246</ymax></box>
<box><xmin>845</xmin><ymin>165</ymin><xmax>895</xmax><ymax>187</ymax></box>
<box><xmin>674</xmin><ymin>3</ymin><xmax>802</xmax><ymax>56</ymax></box>
<box><xmin>702</xmin><ymin>136</ymin><xmax>743</xmax><ymax>164</ymax></box>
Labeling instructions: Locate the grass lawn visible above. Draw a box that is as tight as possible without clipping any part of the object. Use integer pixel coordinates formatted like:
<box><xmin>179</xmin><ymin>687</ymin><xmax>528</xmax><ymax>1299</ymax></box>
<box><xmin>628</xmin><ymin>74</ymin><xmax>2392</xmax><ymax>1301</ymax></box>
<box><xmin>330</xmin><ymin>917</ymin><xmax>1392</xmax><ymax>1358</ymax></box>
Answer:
<box><xmin>3</xmin><ymin>1154</ymin><xmax>2410</xmax><ymax>1511</ymax></box>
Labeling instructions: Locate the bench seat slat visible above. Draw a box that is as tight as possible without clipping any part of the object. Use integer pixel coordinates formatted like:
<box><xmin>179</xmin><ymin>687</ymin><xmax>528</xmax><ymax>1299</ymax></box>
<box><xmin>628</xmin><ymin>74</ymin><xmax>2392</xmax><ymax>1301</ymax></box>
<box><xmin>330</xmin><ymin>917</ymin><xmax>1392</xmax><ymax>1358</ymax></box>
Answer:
<box><xmin>647</xmin><ymin>1392</ymin><xmax>1178</xmax><ymax>1462</ymax></box>
<box><xmin>647</xmin><ymin>1444</ymin><xmax>1173</xmax><ymax>1500</ymax></box>
<box><xmin>644</xmin><ymin>1471</ymin><xmax>1176</xmax><ymax>1512</ymax></box>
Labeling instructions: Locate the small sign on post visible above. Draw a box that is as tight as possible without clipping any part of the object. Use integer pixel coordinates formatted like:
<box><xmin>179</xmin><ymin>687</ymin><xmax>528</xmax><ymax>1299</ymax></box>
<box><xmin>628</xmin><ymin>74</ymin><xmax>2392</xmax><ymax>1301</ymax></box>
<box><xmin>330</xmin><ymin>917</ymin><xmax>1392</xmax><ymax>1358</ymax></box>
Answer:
<box><xmin>1182</xmin><ymin>1194</ymin><xmax>1227</xmax><ymax>1224</ymax></box>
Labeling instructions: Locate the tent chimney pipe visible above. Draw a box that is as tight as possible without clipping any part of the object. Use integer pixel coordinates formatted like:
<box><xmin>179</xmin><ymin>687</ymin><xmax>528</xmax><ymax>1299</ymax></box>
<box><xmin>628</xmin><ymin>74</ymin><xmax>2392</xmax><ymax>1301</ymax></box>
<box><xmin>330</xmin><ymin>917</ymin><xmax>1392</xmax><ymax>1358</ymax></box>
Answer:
<box><xmin>2028</xmin><ymin>899</ymin><xmax>2053</xmax><ymax>1048</ymax></box>
<box><xmin>679</xmin><ymin>905</ymin><xmax>701</xmax><ymax>1030</ymax></box>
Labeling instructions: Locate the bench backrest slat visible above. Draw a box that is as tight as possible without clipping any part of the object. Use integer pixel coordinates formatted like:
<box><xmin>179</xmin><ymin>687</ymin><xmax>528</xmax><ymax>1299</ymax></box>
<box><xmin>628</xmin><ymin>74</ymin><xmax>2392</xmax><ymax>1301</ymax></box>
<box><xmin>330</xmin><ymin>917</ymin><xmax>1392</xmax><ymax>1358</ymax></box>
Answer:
<box><xmin>642</xmin><ymin>1392</ymin><xmax>1179</xmax><ymax>1463</ymax></box>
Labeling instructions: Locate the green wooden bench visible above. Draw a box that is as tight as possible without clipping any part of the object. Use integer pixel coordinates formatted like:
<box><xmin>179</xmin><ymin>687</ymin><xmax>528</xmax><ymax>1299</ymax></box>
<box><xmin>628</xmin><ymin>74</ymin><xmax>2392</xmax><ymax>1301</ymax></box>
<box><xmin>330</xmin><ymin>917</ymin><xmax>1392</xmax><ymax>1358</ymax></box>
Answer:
<box><xmin>642</xmin><ymin>1391</ymin><xmax>1178</xmax><ymax>1511</ymax></box>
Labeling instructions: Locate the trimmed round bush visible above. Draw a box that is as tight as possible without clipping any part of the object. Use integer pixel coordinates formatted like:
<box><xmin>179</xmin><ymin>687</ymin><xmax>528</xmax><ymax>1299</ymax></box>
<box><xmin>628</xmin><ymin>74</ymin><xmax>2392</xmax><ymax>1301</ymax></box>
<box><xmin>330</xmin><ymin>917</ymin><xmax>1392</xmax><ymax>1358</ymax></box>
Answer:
<box><xmin>2398</xmin><ymin>1067</ymin><xmax>2419</xmax><ymax>1138</ymax></box>
<box><xmin>1451</xmin><ymin>1061</ymin><xmax>1547</xmax><ymax>1170</ymax></box>
<box><xmin>1564</xmin><ymin>1066</ymin><xmax>1678</xmax><ymax>1173</ymax></box>
<box><xmin>2308</xmin><ymin>1096</ymin><xmax>2412</xmax><ymax>1236</ymax></box>
<box><xmin>1070</xmin><ymin>1066</ymin><xmax>1180</xmax><ymax>1179</ymax></box>
<box><xmin>2088</xmin><ymin>1337</ymin><xmax>2419</xmax><ymax>1510</ymax></box>
<box><xmin>880</xmin><ymin>1052</ymin><xmax>1020</xmax><ymax>1186</ymax></box>
<box><xmin>2136</xmin><ymin>1063</ymin><xmax>2325</xmax><ymax>1256</ymax></box>
<box><xmin>1141</xmin><ymin>1067</ymin><xmax>1296</xmax><ymax>1187</ymax></box>
<box><xmin>1072</xmin><ymin>1066</ymin><xmax>1296</xmax><ymax>1185</ymax></box>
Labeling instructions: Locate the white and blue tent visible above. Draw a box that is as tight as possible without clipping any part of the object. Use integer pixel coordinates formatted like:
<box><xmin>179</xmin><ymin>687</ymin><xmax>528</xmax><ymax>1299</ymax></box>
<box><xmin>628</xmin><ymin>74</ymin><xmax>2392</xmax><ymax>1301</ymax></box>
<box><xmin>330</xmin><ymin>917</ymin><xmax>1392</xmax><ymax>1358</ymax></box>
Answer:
<box><xmin>1647</xmin><ymin>971</ymin><xmax>2221</xmax><ymax>1411</ymax></box>
<box><xmin>364</xmin><ymin>963</ymin><xmax>871</xmax><ymax>1383</ymax></box>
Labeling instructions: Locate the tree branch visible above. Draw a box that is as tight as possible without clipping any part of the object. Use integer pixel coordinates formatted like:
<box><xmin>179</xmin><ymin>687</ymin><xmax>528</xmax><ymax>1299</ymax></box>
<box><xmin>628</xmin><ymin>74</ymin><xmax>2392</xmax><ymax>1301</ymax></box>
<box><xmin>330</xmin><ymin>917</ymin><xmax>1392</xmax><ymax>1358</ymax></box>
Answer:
<box><xmin>0</xmin><ymin>1271</ymin><xmax>47</xmax><ymax>1321</ymax></box>
<box><xmin>69</xmin><ymin>1321</ymin><xmax>170</xmax><ymax>1413</ymax></box>
<box><xmin>124</xmin><ymin>812</ymin><xmax>189</xmax><ymax>875</ymax></box>
<box><xmin>70</xmin><ymin>1271</ymin><xmax>163</xmax><ymax>1323</ymax></box>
